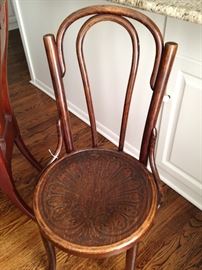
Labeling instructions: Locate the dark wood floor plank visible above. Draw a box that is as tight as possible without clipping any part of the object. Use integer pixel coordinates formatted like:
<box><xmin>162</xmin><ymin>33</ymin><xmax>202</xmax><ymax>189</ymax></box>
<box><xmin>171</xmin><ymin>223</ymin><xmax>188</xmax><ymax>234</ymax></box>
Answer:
<box><xmin>0</xmin><ymin>29</ymin><xmax>201</xmax><ymax>269</ymax></box>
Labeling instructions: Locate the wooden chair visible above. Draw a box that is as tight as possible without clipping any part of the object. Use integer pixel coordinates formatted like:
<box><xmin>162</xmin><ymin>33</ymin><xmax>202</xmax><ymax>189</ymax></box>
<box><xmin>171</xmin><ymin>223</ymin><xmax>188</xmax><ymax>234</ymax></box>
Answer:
<box><xmin>33</xmin><ymin>5</ymin><xmax>177</xmax><ymax>269</ymax></box>
<box><xmin>0</xmin><ymin>0</ymin><xmax>42</xmax><ymax>219</ymax></box>
<box><xmin>0</xmin><ymin>2</ymin><xmax>61</xmax><ymax>263</ymax></box>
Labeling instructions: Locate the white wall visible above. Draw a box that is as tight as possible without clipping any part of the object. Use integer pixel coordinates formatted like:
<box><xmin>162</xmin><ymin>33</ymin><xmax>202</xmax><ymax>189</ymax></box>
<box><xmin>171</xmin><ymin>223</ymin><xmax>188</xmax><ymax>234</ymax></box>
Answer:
<box><xmin>8</xmin><ymin>0</ymin><xmax>18</xmax><ymax>30</ymax></box>
<box><xmin>12</xmin><ymin>0</ymin><xmax>165</xmax><ymax>158</ymax></box>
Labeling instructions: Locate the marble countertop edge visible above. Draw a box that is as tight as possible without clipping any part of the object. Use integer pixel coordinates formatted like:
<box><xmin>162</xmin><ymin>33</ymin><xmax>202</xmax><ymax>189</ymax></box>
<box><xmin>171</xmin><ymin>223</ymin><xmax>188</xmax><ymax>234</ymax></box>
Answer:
<box><xmin>108</xmin><ymin>0</ymin><xmax>202</xmax><ymax>24</ymax></box>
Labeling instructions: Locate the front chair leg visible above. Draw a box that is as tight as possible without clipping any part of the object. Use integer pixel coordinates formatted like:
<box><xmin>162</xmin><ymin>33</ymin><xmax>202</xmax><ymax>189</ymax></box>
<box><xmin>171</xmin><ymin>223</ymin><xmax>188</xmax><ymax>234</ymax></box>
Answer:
<box><xmin>125</xmin><ymin>245</ymin><xmax>137</xmax><ymax>270</ymax></box>
<box><xmin>41</xmin><ymin>234</ymin><xmax>56</xmax><ymax>270</ymax></box>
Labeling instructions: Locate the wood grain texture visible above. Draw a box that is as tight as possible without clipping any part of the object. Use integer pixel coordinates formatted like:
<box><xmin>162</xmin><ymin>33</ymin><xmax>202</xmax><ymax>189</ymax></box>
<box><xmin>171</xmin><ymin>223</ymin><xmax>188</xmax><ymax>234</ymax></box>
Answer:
<box><xmin>34</xmin><ymin>149</ymin><xmax>157</xmax><ymax>257</ymax></box>
<box><xmin>0</xmin><ymin>29</ymin><xmax>201</xmax><ymax>269</ymax></box>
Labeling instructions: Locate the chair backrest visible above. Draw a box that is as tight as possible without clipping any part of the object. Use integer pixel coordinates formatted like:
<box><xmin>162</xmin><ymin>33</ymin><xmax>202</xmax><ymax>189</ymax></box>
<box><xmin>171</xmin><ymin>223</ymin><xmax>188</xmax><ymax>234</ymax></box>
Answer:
<box><xmin>44</xmin><ymin>5</ymin><xmax>177</xmax><ymax>165</ymax></box>
<box><xmin>0</xmin><ymin>0</ymin><xmax>16</xmax><ymax>165</ymax></box>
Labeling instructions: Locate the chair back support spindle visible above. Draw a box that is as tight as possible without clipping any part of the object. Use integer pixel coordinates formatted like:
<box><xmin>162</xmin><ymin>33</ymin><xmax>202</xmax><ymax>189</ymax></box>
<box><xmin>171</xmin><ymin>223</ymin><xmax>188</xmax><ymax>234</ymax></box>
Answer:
<box><xmin>44</xmin><ymin>5</ymin><xmax>177</xmax><ymax>163</ymax></box>
<box><xmin>43</xmin><ymin>35</ymin><xmax>74</xmax><ymax>153</ymax></box>
<box><xmin>140</xmin><ymin>42</ymin><xmax>177</xmax><ymax>164</ymax></box>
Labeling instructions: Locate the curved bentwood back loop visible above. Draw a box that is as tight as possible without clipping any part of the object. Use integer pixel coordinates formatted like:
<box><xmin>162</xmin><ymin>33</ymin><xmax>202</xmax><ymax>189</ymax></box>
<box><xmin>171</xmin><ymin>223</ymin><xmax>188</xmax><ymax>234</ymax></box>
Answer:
<box><xmin>44</xmin><ymin>5</ymin><xmax>177</xmax><ymax>162</ymax></box>
<box><xmin>76</xmin><ymin>14</ymin><xmax>139</xmax><ymax>149</ymax></box>
<box><xmin>57</xmin><ymin>5</ymin><xmax>163</xmax><ymax>85</ymax></box>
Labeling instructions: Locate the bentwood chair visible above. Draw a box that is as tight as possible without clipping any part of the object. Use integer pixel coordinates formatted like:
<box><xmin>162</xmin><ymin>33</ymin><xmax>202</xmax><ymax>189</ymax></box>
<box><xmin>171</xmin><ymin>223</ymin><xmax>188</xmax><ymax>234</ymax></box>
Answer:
<box><xmin>33</xmin><ymin>5</ymin><xmax>177</xmax><ymax>269</ymax></box>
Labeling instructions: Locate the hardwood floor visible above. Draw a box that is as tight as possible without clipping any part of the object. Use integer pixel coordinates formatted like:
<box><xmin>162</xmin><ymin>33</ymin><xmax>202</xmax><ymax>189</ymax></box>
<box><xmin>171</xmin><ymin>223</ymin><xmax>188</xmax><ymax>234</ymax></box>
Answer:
<box><xmin>0</xmin><ymin>29</ymin><xmax>201</xmax><ymax>270</ymax></box>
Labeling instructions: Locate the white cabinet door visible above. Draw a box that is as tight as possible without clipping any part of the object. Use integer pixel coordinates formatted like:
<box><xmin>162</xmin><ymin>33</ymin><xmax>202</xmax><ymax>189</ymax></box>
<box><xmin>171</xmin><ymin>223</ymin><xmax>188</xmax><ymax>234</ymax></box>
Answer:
<box><xmin>156</xmin><ymin>18</ymin><xmax>202</xmax><ymax>209</ymax></box>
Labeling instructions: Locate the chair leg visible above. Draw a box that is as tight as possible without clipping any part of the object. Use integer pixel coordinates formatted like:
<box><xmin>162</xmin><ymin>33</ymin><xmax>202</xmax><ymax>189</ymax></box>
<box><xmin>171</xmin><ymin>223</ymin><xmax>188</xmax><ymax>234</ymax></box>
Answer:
<box><xmin>15</xmin><ymin>135</ymin><xmax>42</xmax><ymax>171</ymax></box>
<box><xmin>0</xmin><ymin>176</ymin><xmax>35</xmax><ymax>219</ymax></box>
<box><xmin>41</xmin><ymin>235</ymin><xmax>56</xmax><ymax>270</ymax></box>
<box><xmin>8</xmin><ymin>189</ymin><xmax>34</xmax><ymax>219</ymax></box>
<box><xmin>125</xmin><ymin>245</ymin><xmax>137</xmax><ymax>270</ymax></box>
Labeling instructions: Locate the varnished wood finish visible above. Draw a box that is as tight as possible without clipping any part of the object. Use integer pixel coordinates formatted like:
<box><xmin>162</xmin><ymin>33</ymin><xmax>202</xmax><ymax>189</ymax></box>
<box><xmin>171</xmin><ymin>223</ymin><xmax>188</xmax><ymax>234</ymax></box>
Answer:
<box><xmin>0</xmin><ymin>29</ymin><xmax>201</xmax><ymax>269</ymax></box>
<box><xmin>76</xmin><ymin>14</ymin><xmax>139</xmax><ymax>150</ymax></box>
<box><xmin>43</xmin><ymin>35</ymin><xmax>74</xmax><ymax>154</ymax></box>
<box><xmin>140</xmin><ymin>42</ymin><xmax>178</xmax><ymax>165</ymax></box>
<box><xmin>51</xmin><ymin>5</ymin><xmax>165</xmax><ymax>153</ymax></box>
<box><xmin>125</xmin><ymin>245</ymin><xmax>137</xmax><ymax>270</ymax></box>
<box><xmin>34</xmin><ymin>149</ymin><xmax>157</xmax><ymax>257</ymax></box>
<box><xmin>149</xmin><ymin>128</ymin><xmax>163</xmax><ymax>205</ymax></box>
<box><xmin>41</xmin><ymin>233</ymin><xmax>56</xmax><ymax>270</ymax></box>
<box><xmin>34</xmin><ymin>5</ymin><xmax>177</xmax><ymax>269</ymax></box>
<box><xmin>0</xmin><ymin>3</ymin><xmax>55</xmax><ymax>266</ymax></box>
<box><xmin>0</xmin><ymin>0</ymin><xmax>41</xmax><ymax>219</ymax></box>
<box><xmin>56</xmin><ymin>5</ymin><xmax>163</xmax><ymax>87</ymax></box>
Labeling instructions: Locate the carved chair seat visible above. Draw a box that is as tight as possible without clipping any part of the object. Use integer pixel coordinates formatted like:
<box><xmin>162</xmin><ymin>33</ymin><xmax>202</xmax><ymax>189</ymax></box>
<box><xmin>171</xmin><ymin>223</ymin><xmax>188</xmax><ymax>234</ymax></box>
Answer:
<box><xmin>34</xmin><ymin>149</ymin><xmax>157</xmax><ymax>257</ymax></box>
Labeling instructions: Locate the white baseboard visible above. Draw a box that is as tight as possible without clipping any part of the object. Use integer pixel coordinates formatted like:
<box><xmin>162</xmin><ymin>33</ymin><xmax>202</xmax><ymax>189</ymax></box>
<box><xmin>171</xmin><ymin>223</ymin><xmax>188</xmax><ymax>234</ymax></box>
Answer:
<box><xmin>30</xmin><ymin>79</ymin><xmax>55</xmax><ymax>100</ymax></box>
<box><xmin>159</xmin><ymin>171</ymin><xmax>202</xmax><ymax>210</ymax></box>
<box><xmin>8</xmin><ymin>16</ymin><xmax>18</xmax><ymax>30</ymax></box>
<box><xmin>30</xmin><ymin>78</ymin><xmax>140</xmax><ymax>159</ymax></box>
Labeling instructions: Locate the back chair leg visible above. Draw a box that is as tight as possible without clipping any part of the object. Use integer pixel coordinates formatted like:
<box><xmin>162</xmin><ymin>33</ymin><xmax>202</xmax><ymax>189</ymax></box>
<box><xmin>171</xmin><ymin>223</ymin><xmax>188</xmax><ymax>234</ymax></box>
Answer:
<box><xmin>41</xmin><ymin>235</ymin><xmax>56</xmax><ymax>270</ymax></box>
<box><xmin>125</xmin><ymin>245</ymin><xmax>137</xmax><ymax>270</ymax></box>
<box><xmin>0</xmin><ymin>175</ymin><xmax>34</xmax><ymax>219</ymax></box>
<box><xmin>15</xmin><ymin>135</ymin><xmax>42</xmax><ymax>171</ymax></box>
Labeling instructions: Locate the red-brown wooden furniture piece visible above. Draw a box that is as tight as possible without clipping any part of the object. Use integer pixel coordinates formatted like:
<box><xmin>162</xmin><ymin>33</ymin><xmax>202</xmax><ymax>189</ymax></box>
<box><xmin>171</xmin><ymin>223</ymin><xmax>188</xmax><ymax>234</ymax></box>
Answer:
<box><xmin>33</xmin><ymin>5</ymin><xmax>177</xmax><ymax>269</ymax></box>
<box><xmin>1</xmin><ymin>2</ymin><xmax>60</xmax><ymax>263</ymax></box>
<box><xmin>0</xmin><ymin>0</ymin><xmax>42</xmax><ymax>219</ymax></box>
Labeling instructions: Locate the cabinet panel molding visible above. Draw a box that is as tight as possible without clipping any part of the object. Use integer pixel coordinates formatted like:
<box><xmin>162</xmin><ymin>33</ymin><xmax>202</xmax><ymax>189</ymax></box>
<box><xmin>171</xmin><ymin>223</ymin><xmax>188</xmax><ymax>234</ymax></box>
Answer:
<box><xmin>157</xmin><ymin>57</ymin><xmax>202</xmax><ymax>209</ymax></box>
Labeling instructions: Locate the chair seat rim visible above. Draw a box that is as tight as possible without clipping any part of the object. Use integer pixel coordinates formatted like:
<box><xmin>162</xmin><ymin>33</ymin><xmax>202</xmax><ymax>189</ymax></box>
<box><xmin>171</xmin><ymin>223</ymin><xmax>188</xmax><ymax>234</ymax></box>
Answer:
<box><xmin>33</xmin><ymin>148</ymin><xmax>158</xmax><ymax>257</ymax></box>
